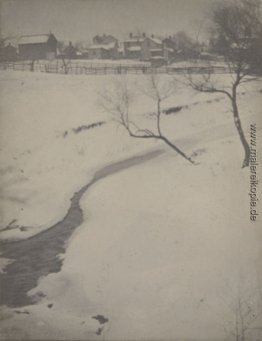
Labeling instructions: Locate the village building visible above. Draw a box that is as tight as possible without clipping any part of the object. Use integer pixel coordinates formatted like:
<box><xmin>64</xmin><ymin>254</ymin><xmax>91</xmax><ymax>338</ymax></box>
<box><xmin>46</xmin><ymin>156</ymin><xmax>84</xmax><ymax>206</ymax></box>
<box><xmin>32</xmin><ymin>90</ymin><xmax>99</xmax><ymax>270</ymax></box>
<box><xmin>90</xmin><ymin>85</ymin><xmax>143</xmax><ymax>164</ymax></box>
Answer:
<box><xmin>140</xmin><ymin>35</ymin><xmax>164</xmax><ymax>61</ymax></box>
<box><xmin>86</xmin><ymin>34</ymin><xmax>119</xmax><ymax>59</ymax></box>
<box><xmin>0</xmin><ymin>37</ymin><xmax>19</xmax><ymax>61</ymax></box>
<box><xmin>162</xmin><ymin>36</ymin><xmax>176</xmax><ymax>61</ymax></box>
<box><xmin>87</xmin><ymin>41</ymin><xmax>119</xmax><ymax>59</ymax></box>
<box><xmin>122</xmin><ymin>32</ymin><xmax>146</xmax><ymax>59</ymax></box>
<box><xmin>58</xmin><ymin>41</ymin><xmax>78</xmax><ymax>59</ymax></box>
<box><xmin>18</xmin><ymin>33</ymin><xmax>57</xmax><ymax>60</ymax></box>
<box><xmin>0</xmin><ymin>43</ymin><xmax>17</xmax><ymax>61</ymax></box>
<box><xmin>122</xmin><ymin>33</ymin><xmax>171</xmax><ymax>64</ymax></box>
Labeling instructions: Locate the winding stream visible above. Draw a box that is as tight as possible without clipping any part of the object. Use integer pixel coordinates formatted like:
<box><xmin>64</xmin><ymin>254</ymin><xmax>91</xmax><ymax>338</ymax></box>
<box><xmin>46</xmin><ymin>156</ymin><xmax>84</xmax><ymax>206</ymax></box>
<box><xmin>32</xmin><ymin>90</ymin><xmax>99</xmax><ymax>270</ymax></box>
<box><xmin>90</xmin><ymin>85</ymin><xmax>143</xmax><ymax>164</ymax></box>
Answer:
<box><xmin>0</xmin><ymin>149</ymin><xmax>163</xmax><ymax>307</ymax></box>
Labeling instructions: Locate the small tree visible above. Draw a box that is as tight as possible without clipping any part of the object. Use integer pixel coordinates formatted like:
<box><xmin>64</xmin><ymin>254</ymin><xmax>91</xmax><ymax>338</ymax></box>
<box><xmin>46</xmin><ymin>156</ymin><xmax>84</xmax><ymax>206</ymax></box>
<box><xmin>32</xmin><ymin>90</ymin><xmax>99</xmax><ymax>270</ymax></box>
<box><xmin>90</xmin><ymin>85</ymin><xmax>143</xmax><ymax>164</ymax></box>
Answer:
<box><xmin>220</xmin><ymin>279</ymin><xmax>262</xmax><ymax>341</ymax></box>
<box><xmin>58</xmin><ymin>41</ymin><xmax>73</xmax><ymax>74</ymax></box>
<box><xmin>61</xmin><ymin>56</ymin><xmax>71</xmax><ymax>75</ymax></box>
<box><xmin>185</xmin><ymin>0</ymin><xmax>262</xmax><ymax>168</ymax></box>
<box><xmin>30</xmin><ymin>58</ymin><xmax>36</xmax><ymax>72</ymax></box>
<box><xmin>100</xmin><ymin>75</ymin><xmax>196</xmax><ymax>164</ymax></box>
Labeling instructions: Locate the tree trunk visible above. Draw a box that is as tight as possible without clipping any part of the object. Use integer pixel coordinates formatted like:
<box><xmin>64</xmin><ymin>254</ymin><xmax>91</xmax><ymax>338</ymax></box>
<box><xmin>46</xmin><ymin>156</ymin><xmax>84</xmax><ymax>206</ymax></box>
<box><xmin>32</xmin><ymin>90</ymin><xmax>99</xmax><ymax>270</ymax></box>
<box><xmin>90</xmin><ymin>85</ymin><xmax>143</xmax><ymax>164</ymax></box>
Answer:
<box><xmin>155</xmin><ymin>100</ymin><xmax>196</xmax><ymax>165</ymax></box>
<box><xmin>62</xmin><ymin>59</ymin><xmax>69</xmax><ymax>74</ymax></box>
<box><xmin>160</xmin><ymin>136</ymin><xmax>196</xmax><ymax>164</ymax></box>
<box><xmin>232</xmin><ymin>97</ymin><xmax>250</xmax><ymax>168</ymax></box>
<box><xmin>30</xmin><ymin>60</ymin><xmax>35</xmax><ymax>72</ymax></box>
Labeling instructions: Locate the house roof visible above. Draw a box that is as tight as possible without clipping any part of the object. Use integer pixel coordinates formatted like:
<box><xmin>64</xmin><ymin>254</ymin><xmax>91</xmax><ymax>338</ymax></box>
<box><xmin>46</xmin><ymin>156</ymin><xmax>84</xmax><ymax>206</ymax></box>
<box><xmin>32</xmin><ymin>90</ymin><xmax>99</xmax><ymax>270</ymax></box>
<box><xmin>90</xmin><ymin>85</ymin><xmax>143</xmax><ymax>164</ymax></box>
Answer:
<box><xmin>164</xmin><ymin>47</ymin><xmax>174</xmax><ymax>52</ymax></box>
<box><xmin>124</xmin><ymin>37</ymin><xmax>145</xmax><ymax>43</ymax></box>
<box><xmin>151</xmin><ymin>56</ymin><xmax>164</xmax><ymax>60</ymax></box>
<box><xmin>150</xmin><ymin>48</ymin><xmax>163</xmax><ymax>52</ymax></box>
<box><xmin>150</xmin><ymin>37</ymin><xmax>162</xmax><ymax>45</ymax></box>
<box><xmin>127</xmin><ymin>46</ymin><xmax>141</xmax><ymax>52</ymax></box>
<box><xmin>88</xmin><ymin>42</ymin><xmax>116</xmax><ymax>50</ymax></box>
<box><xmin>18</xmin><ymin>34</ymin><xmax>55</xmax><ymax>45</ymax></box>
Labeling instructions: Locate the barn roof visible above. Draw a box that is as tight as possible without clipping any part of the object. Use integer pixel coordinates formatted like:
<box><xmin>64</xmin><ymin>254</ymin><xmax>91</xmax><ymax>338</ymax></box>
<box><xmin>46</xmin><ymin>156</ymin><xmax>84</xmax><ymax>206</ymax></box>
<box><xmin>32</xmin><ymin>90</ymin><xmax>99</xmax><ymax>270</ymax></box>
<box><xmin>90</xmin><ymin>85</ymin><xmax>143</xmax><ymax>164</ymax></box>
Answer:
<box><xmin>18</xmin><ymin>34</ymin><xmax>55</xmax><ymax>45</ymax></box>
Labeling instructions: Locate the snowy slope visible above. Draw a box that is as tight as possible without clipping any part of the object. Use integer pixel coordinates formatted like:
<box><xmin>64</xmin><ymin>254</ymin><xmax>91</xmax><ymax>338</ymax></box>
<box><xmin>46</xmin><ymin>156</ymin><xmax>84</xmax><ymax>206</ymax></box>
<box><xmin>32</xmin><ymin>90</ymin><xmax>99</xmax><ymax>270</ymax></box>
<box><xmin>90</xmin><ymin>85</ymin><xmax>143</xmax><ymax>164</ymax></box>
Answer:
<box><xmin>0</xmin><ymin>70</ymin><xmax>261</xmax><ymax>340</ymax></box>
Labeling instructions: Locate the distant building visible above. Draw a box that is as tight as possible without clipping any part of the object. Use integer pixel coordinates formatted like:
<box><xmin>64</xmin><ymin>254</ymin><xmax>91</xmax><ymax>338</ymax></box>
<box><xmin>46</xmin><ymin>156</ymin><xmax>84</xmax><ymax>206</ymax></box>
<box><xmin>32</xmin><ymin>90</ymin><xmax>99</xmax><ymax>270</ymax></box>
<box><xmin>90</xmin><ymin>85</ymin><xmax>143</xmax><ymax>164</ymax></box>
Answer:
<box><xmin>1</xmin><ymin>43</ymin><xmax>17</xmax><ymax>61</ymax></box>
<box><xmin>18</xmin><ymin>33</ymin><xmax>57</xmax><ymax>60</ymax></box>
<box><xmin>122</xmin><ymin>32</ymin><xmax>146</xmax><ymax>59</ymax></box>
<box><xmin>199</xmin><ymin>52</ymin><xmax>224</xmax><ymax>61</ymax></box>
<box><xmin>163</xmin><ymin>36</ymin><xmax>176</xmax><ymax>61</ymax></box>
<box><xmin>59</xmin><ymin>41</ymin><xmax>77</xmax><ymax>59</ymax></box>
<box><xmin>85</xmin><ymin>34</ymin><xmax>119</xmax><ymax>59</ymax></box>
<box><xmin>87</xmin><ymin>41</ymin><xmax>118</xmax><ymax>59</ymax></box>
<box><xmin>141</xmin><ymin>36</ymin><xmax>163</xmax><ymax>61</ymax></box>
<box><xmin>117</xmin><ymin>43</ymin><xmax>125</xmax><ymax>59</ymax></box>
<box><xmin>122</xmin><ymin>33</ymin><xmax>170</xmax><ymax>63</ymax></box>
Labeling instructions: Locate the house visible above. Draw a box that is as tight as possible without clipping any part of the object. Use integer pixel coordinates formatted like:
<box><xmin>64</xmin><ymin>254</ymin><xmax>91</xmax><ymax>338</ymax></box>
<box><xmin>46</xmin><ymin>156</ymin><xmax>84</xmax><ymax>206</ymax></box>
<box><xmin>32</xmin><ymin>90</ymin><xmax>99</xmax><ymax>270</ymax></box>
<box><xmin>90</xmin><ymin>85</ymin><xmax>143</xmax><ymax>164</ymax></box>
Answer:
<box><xmin>59</xmin><ymin>41</ymin><xmax>77</xmax><ymax>59</ymax></box>
<box><xmin>0</xmin><ymin>37</ymin><xmax>19</xmax><ymax>61</ymax></box>
<box><xmin>199</xmin><ymin>52</ymin><xmax>224</xmax><ymax>61</ymax></box>
<box><xmin>122</xmin><ymin>32</ymin><xmax>146</xmax><ymax>59</ymax></box>
<box><xmin>87</xmin><ymin>42</ymin><xmax>118</xmax><ymax>59</ymax></box>
<box><xmin>141</xmin><ymin>36</ymin><xmax>163</xmax><ymax>61</ymax></box>
<box><xmin>122</xmin><ymin>33</ymin><xmax>168</xmax><ymax>62</ymax></box>
<box><xmin>140</xmin><ymin>35</ymin><xmax>174</xmax><ymax>65</ymax></box>
<box><xmin>18</xmin><ymin>33</ymin><xmax>57</xmax><ymax>60</ymax></box>
<box><xmin>1</xmin><ymin>43</ymin><xmax>17</xmax><ymax>61</ymax></box>
<box><xmin>163</xmin><ymin>36</ymin><xmax>176</xmax><ymax>50</ymax></box>
<box><xmin>162</xmin><ymin>36</ymin><xmax>176</xmax><ymax>61</ymax></box>
<box><xmin>87</xmin><ymin>34</ymin><xmax>119</xmax><ymax>59</ymax></box>
<box><xmin>118</xmin><ymin>43</ymin><xmax>125</xmax><ymax>58</ymax></box>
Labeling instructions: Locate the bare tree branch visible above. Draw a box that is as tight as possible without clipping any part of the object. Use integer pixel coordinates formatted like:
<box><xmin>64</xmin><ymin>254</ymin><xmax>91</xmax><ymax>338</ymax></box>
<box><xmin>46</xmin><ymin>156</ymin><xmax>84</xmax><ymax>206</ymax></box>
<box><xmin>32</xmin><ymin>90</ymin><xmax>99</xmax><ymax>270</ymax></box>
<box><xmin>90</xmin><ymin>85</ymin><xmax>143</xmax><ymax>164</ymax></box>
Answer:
<box><xmin>99</xmin><ymin>76</ymin><xmax>197</xmax><ymax>165</ymax></box>
<box><xmin>183</xmin><ymin>0</ymin><xmax>262</xmax><ymax>168</ymax></box>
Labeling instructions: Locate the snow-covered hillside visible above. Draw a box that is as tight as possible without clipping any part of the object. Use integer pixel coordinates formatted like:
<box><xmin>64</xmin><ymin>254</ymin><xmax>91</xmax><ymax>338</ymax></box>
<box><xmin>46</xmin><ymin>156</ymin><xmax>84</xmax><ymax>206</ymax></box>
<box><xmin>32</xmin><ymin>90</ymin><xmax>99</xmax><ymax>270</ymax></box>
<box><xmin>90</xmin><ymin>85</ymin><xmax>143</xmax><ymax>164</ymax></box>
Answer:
<box><xmin>0</xmin><ymin>70</ymin><xmax>261</xmax><ymax>340</ymax></box>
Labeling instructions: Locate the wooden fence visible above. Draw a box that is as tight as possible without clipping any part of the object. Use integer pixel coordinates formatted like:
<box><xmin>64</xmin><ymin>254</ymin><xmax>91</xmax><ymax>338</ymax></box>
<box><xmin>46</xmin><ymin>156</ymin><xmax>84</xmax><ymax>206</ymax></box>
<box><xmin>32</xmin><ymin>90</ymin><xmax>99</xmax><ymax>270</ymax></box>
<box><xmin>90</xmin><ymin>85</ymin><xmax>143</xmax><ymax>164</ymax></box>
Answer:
<box><xmin>0</xmin><ymin>60</ymin><xmax>228</xmax><ymax>75</ymax></box>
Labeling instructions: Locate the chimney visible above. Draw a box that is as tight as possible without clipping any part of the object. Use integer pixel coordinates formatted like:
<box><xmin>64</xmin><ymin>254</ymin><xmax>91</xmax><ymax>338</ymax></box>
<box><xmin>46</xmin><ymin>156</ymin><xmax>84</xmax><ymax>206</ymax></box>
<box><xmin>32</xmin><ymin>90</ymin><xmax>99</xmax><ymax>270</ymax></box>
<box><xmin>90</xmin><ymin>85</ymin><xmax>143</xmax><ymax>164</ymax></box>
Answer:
<box><xmin>151</xmin><ymin>34</ymin><xmax>154</xmax><ymax>39</ymax></box>
<box><xmin>142</xmin><ymin>32</ymin><xmax>146</xmax><ymax>38</ymax></box>
<box><xmin>129</xmin><ymin>32</ymin><xmax>133</xmax><ymax>38</ymax></box>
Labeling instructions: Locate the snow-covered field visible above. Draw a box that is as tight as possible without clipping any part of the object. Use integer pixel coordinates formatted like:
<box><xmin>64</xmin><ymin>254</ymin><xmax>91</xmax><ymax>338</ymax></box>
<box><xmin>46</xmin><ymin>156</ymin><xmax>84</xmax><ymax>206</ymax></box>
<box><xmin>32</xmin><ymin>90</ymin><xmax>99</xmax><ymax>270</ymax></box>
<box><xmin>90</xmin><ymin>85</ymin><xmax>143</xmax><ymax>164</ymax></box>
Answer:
<box><xmin>0</xmin><ymin>70</ymin><xmax>261</xmax><ymax>340</ymax></box>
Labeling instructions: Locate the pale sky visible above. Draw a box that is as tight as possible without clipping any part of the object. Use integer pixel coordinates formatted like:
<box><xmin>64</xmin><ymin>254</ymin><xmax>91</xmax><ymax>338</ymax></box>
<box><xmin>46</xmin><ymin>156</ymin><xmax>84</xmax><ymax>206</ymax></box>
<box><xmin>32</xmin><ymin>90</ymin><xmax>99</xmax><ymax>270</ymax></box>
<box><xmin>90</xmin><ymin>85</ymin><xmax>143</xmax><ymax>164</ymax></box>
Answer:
<box><xmin>0</xmin><ymin>0</ymin><xmax>219</xmax><ymax>43</ymax></box>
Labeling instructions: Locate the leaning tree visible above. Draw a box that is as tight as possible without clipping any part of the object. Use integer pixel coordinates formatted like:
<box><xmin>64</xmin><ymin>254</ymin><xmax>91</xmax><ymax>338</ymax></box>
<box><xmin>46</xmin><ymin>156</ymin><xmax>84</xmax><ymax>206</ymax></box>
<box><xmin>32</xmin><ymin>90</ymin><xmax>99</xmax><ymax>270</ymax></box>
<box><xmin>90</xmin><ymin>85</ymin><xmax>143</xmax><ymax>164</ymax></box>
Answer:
<box><xmin>100</xmin><ymin>74</ymin><xmax>196</xmax><ymax>165</ymax></box>
<box><xmin>186</xmin><ymin>0</ymin><xmax>262</xmax><ymax>168</ymax></box>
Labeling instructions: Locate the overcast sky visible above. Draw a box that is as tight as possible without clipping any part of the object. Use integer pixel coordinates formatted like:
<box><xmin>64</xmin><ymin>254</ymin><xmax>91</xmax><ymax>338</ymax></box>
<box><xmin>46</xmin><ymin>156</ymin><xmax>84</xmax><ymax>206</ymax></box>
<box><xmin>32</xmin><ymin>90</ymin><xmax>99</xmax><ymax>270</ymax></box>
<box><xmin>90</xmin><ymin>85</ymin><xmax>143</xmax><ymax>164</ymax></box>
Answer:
<box><xmin>0</xmin><ymin>0</ymin><xmax>219</xmax><ymax>43</ymax></box>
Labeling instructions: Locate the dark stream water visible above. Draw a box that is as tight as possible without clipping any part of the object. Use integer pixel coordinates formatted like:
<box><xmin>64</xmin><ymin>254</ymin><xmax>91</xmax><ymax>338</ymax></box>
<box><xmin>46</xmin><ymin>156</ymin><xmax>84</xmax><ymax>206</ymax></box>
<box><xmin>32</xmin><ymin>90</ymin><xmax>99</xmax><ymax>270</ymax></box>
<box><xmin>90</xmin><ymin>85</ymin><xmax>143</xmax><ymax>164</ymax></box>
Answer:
<box><xmin>0</xmin><ymin>149</ymin><xmax>163</xmax><ymax>307</ymax></box>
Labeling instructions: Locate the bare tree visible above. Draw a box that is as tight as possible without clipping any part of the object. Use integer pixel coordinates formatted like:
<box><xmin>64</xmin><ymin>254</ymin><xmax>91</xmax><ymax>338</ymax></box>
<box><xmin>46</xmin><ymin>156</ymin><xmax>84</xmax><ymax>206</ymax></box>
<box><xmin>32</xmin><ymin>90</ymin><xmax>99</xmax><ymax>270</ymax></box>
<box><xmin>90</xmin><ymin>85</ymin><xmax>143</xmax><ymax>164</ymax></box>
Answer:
<box><xmin>58</xmin><ymin>41</ymin><xmax>74</xmax><ymax>74</ymax></box>
<box><xmin>100</xmin><ymin>75</ymin><xmax>196</xmax><ymax>164</ymax></box>
<box><xmin>185</xmin><ymin>0</ymin><xmax>262</xmax><ymax>168</ymax></box>
<box><xmin>220</xmin><ymin>279</ymin><xmax>262</xmax><ymax>341</ymax></box>
<box><xmin>61</xmin><ymin>56</ymin><xmax>71</xmax><ymax>75</ymax></box>
<box><xmin>30</xmin><ymin>58</ymin><xmax>36</xmax><ymax>72</ymax></box>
